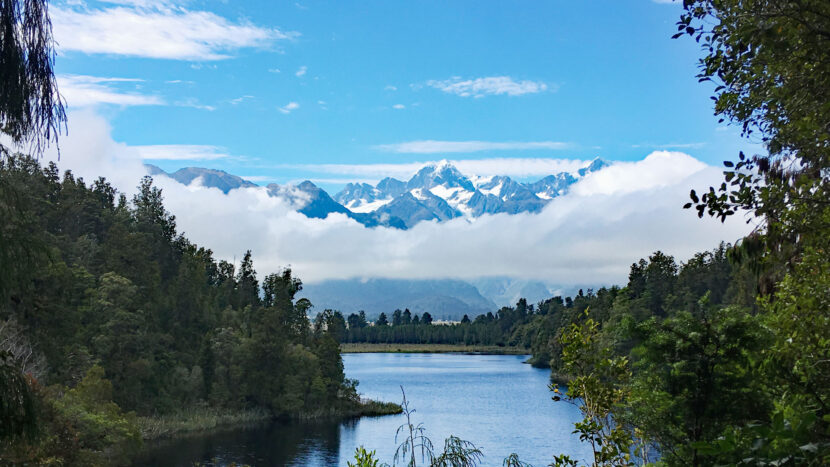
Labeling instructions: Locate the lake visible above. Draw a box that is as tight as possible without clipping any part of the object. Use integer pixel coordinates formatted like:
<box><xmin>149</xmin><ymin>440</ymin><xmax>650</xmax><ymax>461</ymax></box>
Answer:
<box><xmin>135</xmin><ymin>353</ymin><xmax>591</xmax><ymax>466</ymax></box>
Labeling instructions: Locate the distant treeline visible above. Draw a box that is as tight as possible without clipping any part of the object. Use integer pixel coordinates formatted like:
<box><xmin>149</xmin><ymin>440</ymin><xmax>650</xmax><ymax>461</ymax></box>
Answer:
<box><xmin>0</xmin><ymin>156</ymin><xmax>364</xmax><ymax>464</ymax></box>
<box><xmin>341</xmin><ymin>303</ymin><xmax>531</xmax><ymax>347</ymax></box>
<box><xmin>340</xmin><ymin>245</ymin><xmax>754</xmax><ymax>369</ymax></box>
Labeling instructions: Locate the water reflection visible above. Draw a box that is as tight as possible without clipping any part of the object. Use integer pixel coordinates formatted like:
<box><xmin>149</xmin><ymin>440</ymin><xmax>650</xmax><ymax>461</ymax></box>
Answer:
<box><xmin>135</xmin><ymin>353</ymin><xmax>590</xmax><ymax>467</ymax></box>
<box><xmin>134</xmin><ymin>420</ymin><xmax>343</xmax><ymax>466</ymax></box>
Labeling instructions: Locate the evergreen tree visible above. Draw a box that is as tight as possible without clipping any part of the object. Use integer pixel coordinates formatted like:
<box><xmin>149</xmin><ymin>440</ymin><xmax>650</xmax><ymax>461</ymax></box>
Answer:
<box><xmin>376</xmin><ymin>312</ymin><xmax>388</xmax><ymax>326</ymax></box>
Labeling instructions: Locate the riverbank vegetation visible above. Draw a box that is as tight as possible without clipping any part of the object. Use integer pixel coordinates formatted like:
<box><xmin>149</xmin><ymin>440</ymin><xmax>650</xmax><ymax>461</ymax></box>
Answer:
<box><xmin>0</xmin><ymin>156</ymin><xmax>400</xmax><ymax>464</ymax></box>
<box><xmin>341</xmin><ymin>343</ymin><xmax>529</xmax><ymax>354</ymax></box>
<box><xmin>137</xmin><ymin>407</ymin><xmax>272</xmax><ymax>440</ymax></box>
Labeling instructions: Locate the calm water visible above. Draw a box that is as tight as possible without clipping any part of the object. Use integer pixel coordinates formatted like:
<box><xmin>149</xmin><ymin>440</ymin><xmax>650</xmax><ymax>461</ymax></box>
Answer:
<box><xmin>135</xmin><ymin>353</ymin><xmax>590</xmax><ymax>466</ymax></box>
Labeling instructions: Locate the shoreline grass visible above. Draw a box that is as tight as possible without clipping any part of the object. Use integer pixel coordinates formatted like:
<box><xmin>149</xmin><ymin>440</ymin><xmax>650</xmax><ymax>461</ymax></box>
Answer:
<box><xmin>295</xmin><ymin>399</ymin><xmax>403</xmax><ymax>421</ymax></box>
<box><xmin>137</xmin><ymin>406</ymin><xmax>273</xmax><ymax>440</ymax></box>
<box><xmin>341</xmin><ymin>342</ymin><xmax>531</xmax><ymax>355</ymax></box>
<box><xmin>137</xmin><ymin>398</ymin><xmax>402</xmax><ymax>441</ymax></box>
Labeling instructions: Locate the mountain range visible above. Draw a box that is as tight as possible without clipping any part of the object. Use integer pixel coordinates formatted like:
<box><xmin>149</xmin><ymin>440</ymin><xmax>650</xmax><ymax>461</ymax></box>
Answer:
<box><xmin>144</xmin><ymin>161</ymin><xmax>598</xmax><ymax>319</ymax></box>
<box><xmin>146</xmin><ymin>157</ymin><xmax>609</xmax><ymax>230</ymax></box>
<box><xmin>298</xmin><ymin>277</ymin><xmax>559</xmax><ymax>321</ymax></box>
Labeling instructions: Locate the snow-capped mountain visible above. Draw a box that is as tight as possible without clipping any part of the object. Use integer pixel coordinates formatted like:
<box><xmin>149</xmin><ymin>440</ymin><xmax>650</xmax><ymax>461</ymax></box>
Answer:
<box><xmin>333</xmin><ymin>157</ymin><xmax>608</xmax><ymax>228</ymax></box>
<box><xmin>148</xmin><ymin>158</ymin><xmax>609</xmax><ymax>230</ymax></box>
<box><xmin>145</xmin><ymin>165</ymin><xmax>257</xmax><ymax>193</ymax></box>
<box><xmin>268</xmin><ymin>180</ymin><xmax>407</xmax><ymax>229</ymax></box>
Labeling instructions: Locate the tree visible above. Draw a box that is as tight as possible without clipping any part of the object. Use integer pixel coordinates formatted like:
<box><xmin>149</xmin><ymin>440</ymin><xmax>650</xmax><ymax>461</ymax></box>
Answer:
<box><xmin>626</xmin><ymin>302</ymin><xmax>769</xmax><ymax>465</ymax></box>
<box><xmin>679</xmin><ymin>0</ymin><xmax>830</xmax><ymax>290</ymax></box>
<box><xmin>132</xmin><ymin>176</ymin><xmax>176</xmax><ymax>242</ymax></box>
<box><xmin>0</xmin><ymin>351</ymin><xmax>37</xmax><ymax>443</ymax></box>
<box><xmin>392</xmin><ymin>309</ymin><xmax>403</xmax><ymax>326</ymax></box>
<box><xmin>235</xmin><ymin>250</ymin><xmax>259</xmax><ymax>309</ymax></box>
<box><xmin>550</xmin><ymin>313</ymin><xmax>642</xmax><ymax>466</ymax></box>
<box><xmin>421</xmin><ymin>312</ymin><xmax>433</xmax><ymax>325</ymax></box>
<box><xmin>677</xmin><ymin>0</ymin><xmax>830</xmax><ymax>461</ymax></box>
<box><xmin>675</xmin><ymin>0</ymin><xmax>830</xmax><ymax>465</ymax></box>
<box><xmin>347</xmin><ymin>311</ymin><xmax>368</xmax><ymax>329</ymax></box>
<box><xmin>376</xmin><ymin>312</ymin><xmax>389</xmax><ymax>326</ymax></box>
<box><xmin>0</xmin><ymin>0</ymin><xmax>65</xmax><ymax>153</ymax></box>
<box><xmin>262</xmin><ymin>268</ymin><xmax>302</xmax><ymax>309</ymax></box>
<box><xmin>402</xmin><ymin>309</ymin><xmax>412</xmax><ymax>325</ymax></box>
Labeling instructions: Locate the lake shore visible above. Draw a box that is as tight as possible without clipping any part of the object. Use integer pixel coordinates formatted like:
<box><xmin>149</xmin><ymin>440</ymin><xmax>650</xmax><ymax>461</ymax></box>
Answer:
<box><xmin>138</xmin><ymin>407</ymin><xmax>272</xmax><ymax>441</ymax></box>
<box><xmin>137</xmin><ymin>399</ymin><xmax>402</xmax><ymax>441</ymax></box>
<box><xmin>341</xmin><ymin>342</ymin><xmax>530</xmax><ymax>355</ymax></box>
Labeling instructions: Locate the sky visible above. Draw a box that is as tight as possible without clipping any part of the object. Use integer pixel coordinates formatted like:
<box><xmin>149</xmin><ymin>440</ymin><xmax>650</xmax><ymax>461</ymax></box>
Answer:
<box><xmin>41</xmin><ymin>0</ymin><xmax>762</xmax><ymax>287</ymax></box>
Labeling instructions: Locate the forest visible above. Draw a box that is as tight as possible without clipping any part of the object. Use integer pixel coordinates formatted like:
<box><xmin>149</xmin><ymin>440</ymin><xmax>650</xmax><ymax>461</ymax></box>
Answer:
<box><xmin>342</xmin><ymin>245</ymin><xmax>753</xmax><ymax>361</ymax></box>
<box><xmin>0</xmin><ymin>157</ymin><xmax>396</xmax><ymax>464</ymax></box>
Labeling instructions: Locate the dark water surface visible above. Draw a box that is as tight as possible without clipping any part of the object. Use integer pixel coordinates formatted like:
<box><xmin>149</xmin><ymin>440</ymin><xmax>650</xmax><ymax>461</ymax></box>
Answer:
<box><xmin>135</xmin><ymin>353</ymin><xmax>590</xmax><ymax>466</ymax></box>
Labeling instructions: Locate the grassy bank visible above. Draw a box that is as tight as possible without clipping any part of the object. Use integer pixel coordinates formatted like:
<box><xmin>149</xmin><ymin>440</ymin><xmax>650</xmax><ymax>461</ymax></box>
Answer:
<box><xmin>138</xmin><ymin>407</ymin><xmax>273</xmax><ymax>440</ymax></box>
<box><xmin>137</xmin><ymin>399</ymin><xmax>402</xmax><ymax>440</ymax></box>
<box><xmin>341</xmin><ymin>342</ymin><xmax>530</xmax><ymax>355</ymax></box>
<box><xmin>296</xmin><ymin>399</ymin><xmax>403</xmax><ymax>420</ymax></box>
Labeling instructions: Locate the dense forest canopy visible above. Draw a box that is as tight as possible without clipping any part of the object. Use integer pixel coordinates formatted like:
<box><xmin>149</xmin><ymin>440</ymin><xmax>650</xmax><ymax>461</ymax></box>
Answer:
<box><xmin>0</xmin><ymin>156</ymin><xmax>366</xmax><ymax>464</ymax></box>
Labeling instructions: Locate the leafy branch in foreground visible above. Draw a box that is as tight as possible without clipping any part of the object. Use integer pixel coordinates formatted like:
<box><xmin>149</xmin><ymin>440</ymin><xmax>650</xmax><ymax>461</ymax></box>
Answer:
<box><xmin>390</xmin><ymin>386</ymin><xmax>483</xmax><ymax>467</ymax></box>
<box><xmin>549</xmin><ymin>310</ymin><xmax>644</xmax><ymax>467</ymax></box>
<box><xmin>394</xmin><ymin>386</ymin><xmax>435</xmax><ymax>466</ymax></box>
<box><xmin>677</xmin><ymin>0</ymin><xmax>829</xmax><ymax>292</ymax></box>
<box><xmin>0</xmin><ymin>0</ymin><xmax>66</xmax><ymax>154</ymax></box>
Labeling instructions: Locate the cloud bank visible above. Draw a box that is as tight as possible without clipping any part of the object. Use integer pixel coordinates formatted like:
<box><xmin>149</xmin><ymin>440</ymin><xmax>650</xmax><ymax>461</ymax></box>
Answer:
<box><xmin>134</xmin><ymin>144</ymin><xmax>235</xmax><ymax>161</ymax></box>
<box><xmin>426</xmin><ymin>76</ymin><xmax>549</xmax><ymax>98</ymax></box>
<box><xmin>58</xmin><ymin>74</ymin><xmax>164</xmax><ymax>107</ymax></box>
<box><xmin>53</xmin><ymin>1</ymin><xmax>297</xmax><ymax>60</ymax></box>
<box><xmin>46</xmin><ymin>111</ymin><xmax>752</xmax><ymax>288</ymax></box>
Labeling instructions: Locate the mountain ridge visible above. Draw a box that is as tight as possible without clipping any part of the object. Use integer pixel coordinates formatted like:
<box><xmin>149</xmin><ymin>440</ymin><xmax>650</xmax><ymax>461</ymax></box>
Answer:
<box><xmin>146</xmin><ymin>158</ymin><xmax>609</xmax><ymax>230</ymax></box>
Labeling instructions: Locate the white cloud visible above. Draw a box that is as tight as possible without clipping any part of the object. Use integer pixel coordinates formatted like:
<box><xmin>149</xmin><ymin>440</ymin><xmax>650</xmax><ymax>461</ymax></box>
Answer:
<box><xmin>175</xmin><ymin>97</ymin><xmax>216</xmax><ymax>111</ymax></box>
<box><xmin>46</xmin><ymin>111</ymin><xmax>752</xmax><ymax>289</ymax></box>
<box><xmin>190</xmin><ymin>63</ymin><xmax>217</xmax><ymax>70</ymax></box>
<box><xmin>453</xmin><ymin>158</ymin><xmax>588</xmax><ymax>178</ymax></box>
<box><xmin>572</xmin><ymin>151</ymin><xmax>706</xmax><ymax>196</ymax></box>
<box><xmin>426</xmin><ymin>76</ymin><xmax>548</xmax><ymax>98</ymax></box>
<box><xmin>230</xmin><ymin>95</ymin><xmax>255</xmax><ymax>105</ymax></box>
<box><xmin>268</xmin><ymin>68</ymin><xmax>281</xmax><ymax>73</ymax></box>
<box><xmin>374</xmin><ymin>140</ymin><xmax>569</xmax><ymax>153</ymax></box>
<box><xmin>58</xmin><ymin>74</ymin><xmax>164</xmax><ymax>107</ymax></box>
<box><xmin>279</xmin><ymin>102</ymin><xmax>300</xmax><ymax>114</ymax></box>
<box><xmin>295</xmin><ymin>66</ymin><xmax>307</xmax><ymax>77</ymax></box>
<box><xmin>134</xmin><ymin>144</ymin><xmax>233</xmax><ymax>161</ymax></box>
<box><xmin>53</xmin><ymin>2</ymin><xmax>298</xmax><ymax>60</ymax></box>
<box><xmin>392</xmin><ymin>104</ymin><xmax>405</xmax><ymax>110</ymax></box>
<box><xmin>384</xmin><ymin>85</ymin><xmax>397</xmax><ymax>91</ymax></box>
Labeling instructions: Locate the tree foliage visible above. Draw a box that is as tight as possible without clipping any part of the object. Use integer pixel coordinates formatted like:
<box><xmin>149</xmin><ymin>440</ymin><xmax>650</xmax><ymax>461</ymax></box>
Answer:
<box><xmin>0</xmin><ymin>0</ymin><xmax>65</xmax><ymax>152</ymax></box>
<box><xmin>0</xmin><ymin>156</ymin><xmax>359</xmax><ymax>463</ymax></box>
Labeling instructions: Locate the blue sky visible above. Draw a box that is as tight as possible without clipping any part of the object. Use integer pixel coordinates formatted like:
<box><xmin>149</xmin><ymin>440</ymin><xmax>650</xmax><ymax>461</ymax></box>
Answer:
<box><xmin>45</xmin><ymin>0</ymin><xmax>757</xmax><ymax>285</ymax></box>
<box><xmin>53</xmin><ymin>0</ymin><xmax>756</xmax><ymax>193</ymax></box>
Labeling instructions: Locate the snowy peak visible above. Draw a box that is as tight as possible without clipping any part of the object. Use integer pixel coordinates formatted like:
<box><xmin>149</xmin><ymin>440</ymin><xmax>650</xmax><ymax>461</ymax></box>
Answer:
<box><xmin>577</xmin><ymin>157</ymin><xmax>608</xmax><ymax>177</ymax></box>
<box><xmin>328</xmin><ymin>158</ymin><xmax>610</xmax><ymax>227</ymax></box>
<box><xmin>146</xmin><ymin>165</ymin><xmax>257</xmax><ymax>193</ymax></box>
<box><xmin>155</xmin><ymin>158</ymin><xmax>611</xmax><ymax>230</ymax></box>
<box><xmin>407</xmin><ymin>160</ymin><xmax>475</xmax><ymax>191</ymax></box>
